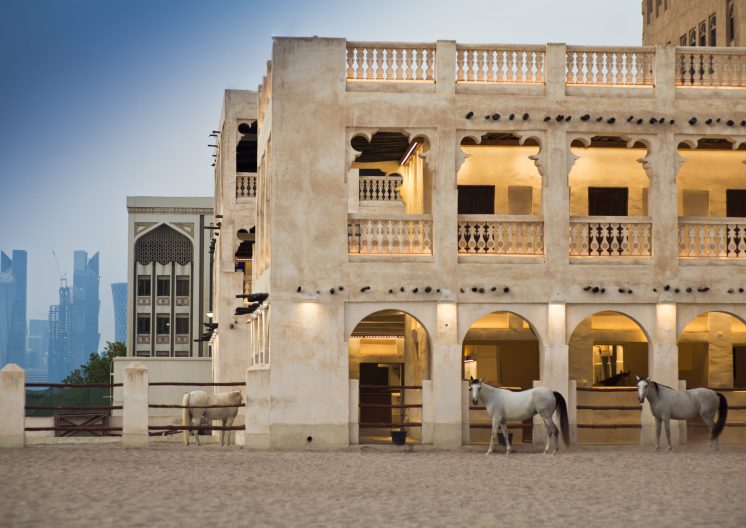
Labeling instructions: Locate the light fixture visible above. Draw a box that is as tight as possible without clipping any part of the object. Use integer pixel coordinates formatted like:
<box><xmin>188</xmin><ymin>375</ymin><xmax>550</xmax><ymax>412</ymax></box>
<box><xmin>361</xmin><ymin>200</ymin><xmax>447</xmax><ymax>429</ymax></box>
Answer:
<box><xmin>399</xmin><ymin>139</ymin><xmax>421</xmax><ymax>165</ymax></box>
<box><xmin>206</xmin><ymin>311</ymin><xmax>214</xmax><ymax>319</ymax></box>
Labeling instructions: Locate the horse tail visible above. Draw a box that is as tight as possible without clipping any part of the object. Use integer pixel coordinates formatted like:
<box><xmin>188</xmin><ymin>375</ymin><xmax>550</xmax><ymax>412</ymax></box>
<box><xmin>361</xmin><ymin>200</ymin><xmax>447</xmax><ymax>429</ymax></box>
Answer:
<box><xmin>182</xmin><ymin>392</ymin><xmax>191</xmax><ymax>446</ymax></box>
<box><xmin>712</xmin><ymin>392</ymin><xmax>728</xmax><ymax>440</ymax></box>
<box><xmin>553</xmin><ymin>391</ymin><xmax>570</xmax><ymax>448</ymax></box>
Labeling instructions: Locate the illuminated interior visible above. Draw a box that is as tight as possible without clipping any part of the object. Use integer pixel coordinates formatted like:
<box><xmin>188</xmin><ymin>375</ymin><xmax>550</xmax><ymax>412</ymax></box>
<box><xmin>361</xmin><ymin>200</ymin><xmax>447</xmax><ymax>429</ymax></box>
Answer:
<box><xmin>569</xmin><ymin>311</ymin><xmax>648</xmax><ymax>387</ymax></box>
<box><xmin>569</xmin><ymin>138</ymin><xmax>649</xmax><ymax>216</ymax></box>
<box><xmin>678</xmin><ymin>312</ymin><xmax>746</xmax><ymax>388</ymax></box>
<box><xmin>349</xmin><ymin>310</ymin><xmax>430</xmax><ymax>443</ymax></box>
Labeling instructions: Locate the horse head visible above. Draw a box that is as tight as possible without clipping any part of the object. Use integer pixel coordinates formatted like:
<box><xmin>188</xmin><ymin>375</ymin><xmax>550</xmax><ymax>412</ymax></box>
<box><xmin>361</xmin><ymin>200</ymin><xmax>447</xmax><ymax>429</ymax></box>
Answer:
<box><xmin>636</xmin><ymin>375</ymin><xmax>651</xmax><ymax>403</ymax></box>
<box><xmin>468</xmin><ymin>376</ymin><xmax>485</xmax><ymax>405</ymax></box>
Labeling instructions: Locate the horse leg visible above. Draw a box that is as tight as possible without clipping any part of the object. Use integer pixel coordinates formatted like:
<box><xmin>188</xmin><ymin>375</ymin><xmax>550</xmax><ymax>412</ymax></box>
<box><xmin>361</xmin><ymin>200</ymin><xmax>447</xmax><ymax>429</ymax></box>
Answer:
<box><xmin>654</xmin><ymin>417</ymin><xmax>662</xmax><ymax>451</ymax></box>
<box><xmin>702</xmin><ymin>413</ymin><xmax>717</xmax><ymax>450</ymax></box>
<box><xmin>663</xmin><ymin>417</ymin><xmax>672</xmax><ymax>452</ymax></box>
<box><xmin>544</xmin><ymin>415</ymin><xmax>559</xmax><ymax>454</ymax></box>
<box><xmin>225</xmin><ymin>416</ymin><xmax>235</xmax><ymax>446</ymax></box>
<box><xmin>500</xmin><ymin>421</ymin><xmax>512</xmax><ymax>455</ymax></box>
<box><xmin>486</xmin><ymin>418</ymin><xmax>498</xmax><ymax>455</ymax></box>
<box><xmin>194</xmin><ymin>414</ymin><xmax>202</xmax><ymax>446</ymax></box>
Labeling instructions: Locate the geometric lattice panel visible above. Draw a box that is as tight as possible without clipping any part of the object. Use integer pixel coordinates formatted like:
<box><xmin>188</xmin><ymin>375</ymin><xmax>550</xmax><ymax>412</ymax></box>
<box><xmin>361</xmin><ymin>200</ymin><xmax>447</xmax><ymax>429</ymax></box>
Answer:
<box><xmin>134</xmin><ymin>223</ymin><xmax>193</xmax><ymax>265</ymax></box>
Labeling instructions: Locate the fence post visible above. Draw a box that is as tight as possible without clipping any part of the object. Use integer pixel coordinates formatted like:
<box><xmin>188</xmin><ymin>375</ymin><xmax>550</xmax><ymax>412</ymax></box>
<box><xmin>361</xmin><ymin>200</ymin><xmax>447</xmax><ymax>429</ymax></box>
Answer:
<box><xmin>421</xmin><ymin>380</ymin><xmax>433</xmax><ymax>444</ymax></box>
<box><xmin>123</xmin><ymin>363</ymin><xmax>148</xmax><ymax>447</ymax></box>
<box><xmin>0</xmin><ymin>364</ymin><xmax>25</xmax><ymax>448</ymax></box>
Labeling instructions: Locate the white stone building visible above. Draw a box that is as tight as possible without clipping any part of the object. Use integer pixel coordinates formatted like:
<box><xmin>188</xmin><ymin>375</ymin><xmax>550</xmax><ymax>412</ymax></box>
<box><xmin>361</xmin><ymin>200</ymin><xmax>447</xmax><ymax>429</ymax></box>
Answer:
<box><xmin>214</xmin><ymin>37</ymin><xmax>746</xmax><ymax>449</ymax></box>
<box><xmin>126</xmin><ymin>196</ymin><xmax>214</xmax><ymax>359</ymax></box>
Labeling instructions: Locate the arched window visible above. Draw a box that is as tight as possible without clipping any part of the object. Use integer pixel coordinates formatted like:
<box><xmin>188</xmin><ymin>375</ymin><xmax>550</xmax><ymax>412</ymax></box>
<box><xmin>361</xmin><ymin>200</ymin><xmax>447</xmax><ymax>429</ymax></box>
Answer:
<box><xmin>689</xmin><ymin>28</ymin><xmax>697</xmax><ymax>46</ymax></box>
<box><xmin>699</xmin><ymin>21</ymin><xmax>707</xmax><ymax>46</ymax></box>
<box><xmin>709</xmin><ymin>14</ymin><xmax>717</xmax><ymax>46</ymax></box>
<box><xmin>727</xmin><ymin>1</ymin><xmax>735</xmax><ymax>44</ymax></box>
<box><xmin>134</xmin><ymin>224</ymin><xmax>193</xmax><ymax>265</ymax></box>
<box><xmin>236</xmin><ymin>122</ymin><xmax>257</xmax><ymax>173</ymax></box>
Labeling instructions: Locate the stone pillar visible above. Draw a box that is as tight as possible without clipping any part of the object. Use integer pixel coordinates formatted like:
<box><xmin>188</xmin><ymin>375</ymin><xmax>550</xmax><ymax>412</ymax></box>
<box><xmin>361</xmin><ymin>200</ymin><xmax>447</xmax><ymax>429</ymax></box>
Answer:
<box><xmin>122</xmin><ymin>363</ymin><xmax>148</xmax><ymax>448</ymax></box>
<box><xmin>432</xmin><ymin>302</ymin><xmax>461</xmax><ymax>447</ymax></box>
<box><xmin>542</xmin><ymin>303</ymin><xmax>572</xmax><ymax>443</ymax></box>
<box><xmin>435</xmin><ymin>40</ymin><xmax>456</xmax><ymax>95</ymax></box>
<box><xmin>348</xmin><ymin>378</ymin><xmax>359</xmax><ymax>445</ymax></box>
<box><xmin>544</xmin><ymin>43</ymin><xmax>567</xmax><ymax>101</ymax></box>
<box><xmin>245</xmin><ymin>367</ymin><xmax>270</xmax><ymax>449</ymax></box>
<box><xmin>707</xmin><ymin>313</ymin><xmax>734</xmax><ymax>387</ymax></box>
<box><xmin>642</xmin><ymin>303</ymin><xmax>681</xmax><ymax>445</ymax></box>
<box><xmin>461</xmin><ymin>380</ymin><xmax>470</xmax><ymax>445</ymax></box>
<box><xmin>0</xmin><ymin>364</ymin><xmax>25</xmax><ymax>448</ymax></box>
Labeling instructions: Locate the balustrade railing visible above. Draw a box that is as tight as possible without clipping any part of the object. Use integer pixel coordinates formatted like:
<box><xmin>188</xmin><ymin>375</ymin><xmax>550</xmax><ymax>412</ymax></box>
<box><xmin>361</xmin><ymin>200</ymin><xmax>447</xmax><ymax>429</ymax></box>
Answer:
<box><xmin>236</xmin><ymin>173</ymin><xmax>257</xmax><ymax>198</ymax></box>
<box><xmin>359</xmin><ymin>175</ymin><xmax>402</xmax><ymax>203</ymax></box>
<box><xmin>457</xmin><ymin>215</ymin><xmax>544</xmax><ymax>255</ymax></box>
<box><xmin>346</xmin><ymin>43</ymin><xmax>435</xmax><ymax>81</ymax></box>
<box><xmin>676</xmin><ymin>47</ymin><xmax>746</xmax><ymax>87</ymax></box>
<box><xmin>678</xmin><ymin>218</ymin><xmax>746</xmax><ymax>258</ymax></box>
<box><xmin>348</xmin><ymin>214</ymin><xmax>432</xmax><ymax>255</ymax></box>
<box><xmin>456</xmin><ymin>45</ymin><xmax>545</xmax><ymax>84</ymax></box>
<box><xmin>565</xmin><ymin>46</ymin><xmax>654</xmax><ymax>86</ymax></box>
<box><xmin>569</xmin><ymin>217</ymin><xmax>652</xmax><ymax>257</ymax></box>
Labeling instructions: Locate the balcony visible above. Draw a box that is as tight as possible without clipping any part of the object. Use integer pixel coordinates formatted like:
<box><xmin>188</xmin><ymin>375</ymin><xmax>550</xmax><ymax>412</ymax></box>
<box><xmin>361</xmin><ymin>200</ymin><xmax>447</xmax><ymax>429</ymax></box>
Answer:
<box><xmin>236</xmin><ymin>173</ymin><xmax>257</xmax><ymax>199</ymax></box>
<box><xmin>457</xmin><ymin>215</ymin><xmax>544</xmax><ymax>257</ymax></box>
<box><xmin>347</xmin><ymin>213</ymin><xmax>432</xmax><ymax>256</ymax></box>
<box><xmin>679</xmin><ymin>218</ymin><xmax>746</xmax><ymax>259</ymax></box>
<box><xmin>359</xmin><ymin>174</ymin><xmax>403</xmax><ymax>207</ymax></box>
<box><xmin>569</xmin><ymin>216</ymin><xmax>652</xmax><ymax>259</ymax></box>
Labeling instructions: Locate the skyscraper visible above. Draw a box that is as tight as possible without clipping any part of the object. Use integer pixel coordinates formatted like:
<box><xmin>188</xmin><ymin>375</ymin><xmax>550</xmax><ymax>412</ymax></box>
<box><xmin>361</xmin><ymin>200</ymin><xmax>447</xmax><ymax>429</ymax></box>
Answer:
<box><xmin>0</xmin><ymin>250</ymin><xmax>27</xmax><ymax>368</ymax></box>
<box><xmin>111</xmin><ymin>282</ymin><xmax>127</xmax><ymax>344</ymax></box>
<box><xmin>26</xmin><ymin>319</ymin><xmax>50</xmax><ymax>383</ymax></box>
<box><xmin>71</xmin><ymin>251</ymin><xmax>100</xmax><ymax>371</ymax></box>
<box><xmin>48</xmin><ymin>283</ymin><xmax>72</xmax><ymax>382</ymax></box>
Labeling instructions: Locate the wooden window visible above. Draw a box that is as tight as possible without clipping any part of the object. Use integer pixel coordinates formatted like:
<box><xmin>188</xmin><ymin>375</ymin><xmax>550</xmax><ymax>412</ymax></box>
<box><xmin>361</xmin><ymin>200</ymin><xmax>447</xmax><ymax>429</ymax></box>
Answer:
<box><xmin>728</xmin><ymin>1</ymin><xmax>736</xmax><ymax>44</ymax></box>
<box><xmin>457</xmin><ymin>185</ymin><xmax>495</xmax><ymax>215</ymax></box>
<box><xmin>588</xmin><ymin>187</ymin><xmax>628</xmax><ymax>216</ymax></box>
<box><xmin>726</xmin><ymin>190</ymin><xmax>746</xmax><ymax>217</ymax></box>
<box><xmin>156</xmin><ymin>276</ymin><xmax>170</xmax><ymax>297</ymax></box>
<box><xmin>156</xmin><ymin>315</ymin><xmax>170</xmax><ymax>335</ymax></box>
<box><xmin>137</xmin><ymin>276</ymin><xmax>151</xmax><ymax>296</ymax></box>
<box><xmin>699</xmin><ymin>21</ymin><xmax>707</xmax><ymax>46</ymax></box>
<box><xmin>136</xmin><ymin>315</ymin><xmax>150</xmax><ymax>335</ymax></box>
<box><xmin>689</xmin><ymin>28</ymin><xmax>697</xmax><ymax>46</ymax></box>
<box><xmin>709</xmin><ymin>14</ymin><xmax>717</xmax><ymax>46</ymax></box>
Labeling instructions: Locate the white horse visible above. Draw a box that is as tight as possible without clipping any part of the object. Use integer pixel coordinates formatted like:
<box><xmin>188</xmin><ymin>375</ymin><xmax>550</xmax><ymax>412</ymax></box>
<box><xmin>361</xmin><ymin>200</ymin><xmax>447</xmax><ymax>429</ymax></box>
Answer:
<box><xmin>182</xmin><ymin>390</ymin><xmax>243</xmax><ymax>446</ymax></box>
<box><xmin>636</xmin><ymin>376</ymin><xmax>727</xmax><ymax>451</ymax></box>
<box><xmin>469</xmin><ymin>377</ymin><xmax>569</xmax><ymax>455</ymax></box>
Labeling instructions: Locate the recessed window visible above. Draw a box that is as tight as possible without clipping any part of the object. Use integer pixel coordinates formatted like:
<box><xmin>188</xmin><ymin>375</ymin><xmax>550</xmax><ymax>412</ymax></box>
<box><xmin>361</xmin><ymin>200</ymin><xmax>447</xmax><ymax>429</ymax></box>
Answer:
<box><xmin>709</xmin><ymin>14</ymin><xmax>717</xmax><ymax>46</ymax></box>
<box><xmin>136</xmin><ymin>314</ymin><xmax>150</xmax><ymax>335</ymax></box>
<box><xmin>646</xmin><ymin>0</ymin><xmax>653</xmax><ymax>24</ymax></box>
<box><xmin>726</xmin><ymin>190</ymin><xmax>746</xmax><ymax>217</ymax></box>
<box><xmin>655</xmin><ymin>0</ymin><xmax>661</xmax><ymax>17</ymax></box>
<box><xmin>588</xmin><ymin>188</ymin><xmax>629</xmax><ymax>217</ymax></box>
<box><xmin>457</xmin><ymin>185</ymin><xmax>495</xmax><ymax>215</ymax></box>
<box><xmin>680</xmin><ymin>34</ymin><xmax>688</xmax><ymax>46</ymax></box>
<box><xmin>728</xmin><ymin>1</ymin><xmax>736</xmax><ymax>44</ymax></box>
<box><xmin>156</xmin><ymin>315</ymin><xmax>170</xmax><ymax>335</ymax></box>
<box><xmin>699</xmin><ymin>21</ymin><xmax>707</xmax><ymax>46</ymax></box>
<box><xmin>689</xmin><ymin>28</ymin><xmax>697</xmax><ymax>46</ymax></box>
<box><xmin>137</xmin><ymin>276</ymin><xmax>151</xmax><ymax>296</ymax></box>
<box><xmin>175</xmin><ymin>316</ymin><xmax>189</xmax><ymax>335</ymax></box>
<box><xmin>175</xmin><ymin>276</ymin><xmax>190</xmax><ymax>297</ymax></box>
<box><xmin>156</xmin><ymin>276</ymin><xmax>170</xmax><ymax>297</ymax></box>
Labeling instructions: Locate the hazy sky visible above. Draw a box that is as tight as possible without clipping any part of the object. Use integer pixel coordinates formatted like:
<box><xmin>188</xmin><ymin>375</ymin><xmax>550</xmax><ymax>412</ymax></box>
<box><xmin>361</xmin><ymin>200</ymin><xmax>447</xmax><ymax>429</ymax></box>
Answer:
<box><xmin>0</xmin><ymin>0</ymin><xmax>641</xmax><ymax>348</ymax></box>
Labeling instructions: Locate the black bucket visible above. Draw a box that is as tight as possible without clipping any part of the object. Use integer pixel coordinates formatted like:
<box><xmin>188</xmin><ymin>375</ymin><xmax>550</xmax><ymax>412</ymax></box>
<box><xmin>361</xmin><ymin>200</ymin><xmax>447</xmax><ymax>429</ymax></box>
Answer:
<box><xmin>391</xmin><ymin>430</ymin><xmax>407</xmax><ymax>445</ymax></box>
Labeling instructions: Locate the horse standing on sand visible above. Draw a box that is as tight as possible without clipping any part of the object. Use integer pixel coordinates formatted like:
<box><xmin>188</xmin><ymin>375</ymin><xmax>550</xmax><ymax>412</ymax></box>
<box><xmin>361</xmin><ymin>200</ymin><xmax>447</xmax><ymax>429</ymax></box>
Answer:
<box><xmin>636</xmin><ymin>376</ymin><xmax>727</xmax><ymax>451</ymax></box>
<box><xmin>182</xmin><ymin>390</ymin><xmax>243</xmax><ymax>446</ymax></box>
<box><xmin>468</xmin><ymin>377</ymin><xmax>570</xmax><ymax>455</ymax></box>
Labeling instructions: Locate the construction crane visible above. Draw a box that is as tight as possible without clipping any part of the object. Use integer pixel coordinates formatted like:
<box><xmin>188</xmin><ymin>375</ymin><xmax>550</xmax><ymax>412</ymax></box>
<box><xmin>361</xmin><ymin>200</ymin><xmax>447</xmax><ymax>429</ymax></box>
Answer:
<box><xmin>52</xmin><ymin>249</ymin><xmax>67</xmax><ymax>288</ymax></box>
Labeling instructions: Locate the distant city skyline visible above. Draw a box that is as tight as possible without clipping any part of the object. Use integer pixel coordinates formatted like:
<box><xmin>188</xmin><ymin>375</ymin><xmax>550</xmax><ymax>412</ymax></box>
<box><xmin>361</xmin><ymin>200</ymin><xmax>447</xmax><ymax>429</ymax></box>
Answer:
<box><xmin>0</xmin><ymin>0</ymin><xmax>641</xmax><ymax>346</ymax></box>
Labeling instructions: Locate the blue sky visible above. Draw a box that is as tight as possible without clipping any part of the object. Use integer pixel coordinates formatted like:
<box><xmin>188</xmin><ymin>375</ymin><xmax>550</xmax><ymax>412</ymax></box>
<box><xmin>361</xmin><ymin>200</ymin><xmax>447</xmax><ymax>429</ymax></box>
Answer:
<box><xmin>0</xmin><ymin>0</ymin><xmax>641</xmax><ymax>347</ymax></box>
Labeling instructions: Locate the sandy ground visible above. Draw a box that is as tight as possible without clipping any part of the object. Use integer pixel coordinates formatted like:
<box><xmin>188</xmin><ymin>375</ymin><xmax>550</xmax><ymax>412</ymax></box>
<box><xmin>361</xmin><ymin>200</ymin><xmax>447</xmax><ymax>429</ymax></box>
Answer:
<box><xmin>2</xmin><ymin>443</ymin><xmax>746</xmax><ymax>528</ymax></box>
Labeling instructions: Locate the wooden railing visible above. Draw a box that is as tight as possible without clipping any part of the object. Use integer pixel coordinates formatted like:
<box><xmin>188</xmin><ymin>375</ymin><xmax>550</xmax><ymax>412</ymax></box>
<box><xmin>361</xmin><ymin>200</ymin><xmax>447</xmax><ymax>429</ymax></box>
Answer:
<box><xmin>678</xmin><ymin>217</ymin><xmax>746</xmax><ymax>258</ymax></box>
<box><xmin>456</xmin><ymin>44</ymin><xmax>545</xmax><ymax>84</ymax></box>
<box><xmin>566</xmin><ymin>46</ymin><xmax>654</xmax><ymax>86</ymax></box>
<box><xmin>569</xmin><ymin>216</ymin><xmax>652</xmax><ymax>257</ymax></box>
<box><xmin>359</xmin><ymin>175</ymin><xmax>402</xmax><ymax>202</ymax></box>
<box><xmin>236</xmin><ymin>173</ymin><xmax>256</xmax><ymax>198</ymax></box>
<box><xmin>348</xmin><ymin>213</ymin><xmax>433</xmax><ymax>255</ymax></box>
<box><xmin>457</xmin><ymin>215</ymin><xmax>544</xmax><ymax>255</ymax></box>
<box><xmin>676</xmin><ymin>47</ymin><xmax>746</xmax><ymax>87</ymax></box>
<box><xmin>346</xmin><ymin>42</ymin><xmax>435</xmax><ymax>81</ymax></box>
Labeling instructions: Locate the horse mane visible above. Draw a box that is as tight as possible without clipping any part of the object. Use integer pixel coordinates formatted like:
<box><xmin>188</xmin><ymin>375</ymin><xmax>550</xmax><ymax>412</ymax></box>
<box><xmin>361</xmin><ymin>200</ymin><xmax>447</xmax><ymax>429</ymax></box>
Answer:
<box><xmin>650</xmin><ymin>380</ymin><xmax>675</xmax><ymax>396</ymax></box>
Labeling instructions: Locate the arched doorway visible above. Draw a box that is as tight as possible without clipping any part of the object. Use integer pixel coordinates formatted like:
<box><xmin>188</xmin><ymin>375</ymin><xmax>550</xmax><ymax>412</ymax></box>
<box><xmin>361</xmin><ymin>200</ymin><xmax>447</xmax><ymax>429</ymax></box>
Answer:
<box><xmin>349</xmin><ymin>310</ymin><xmax>430</xmax><ymax>444</ymax></box>
<box><xmin>461</xmin><ymin>311</ymin><xmax>540</xmax><ymax>445</ymax></box>
<box><xmin>678</xmin><ymin>311</ymin><xmax>746</xmax><ymax>444</ymax></box>
<box><xmin>569</xmin><ymin>311</ymin><xmax>649</xmax><ymax>444</ymax></box>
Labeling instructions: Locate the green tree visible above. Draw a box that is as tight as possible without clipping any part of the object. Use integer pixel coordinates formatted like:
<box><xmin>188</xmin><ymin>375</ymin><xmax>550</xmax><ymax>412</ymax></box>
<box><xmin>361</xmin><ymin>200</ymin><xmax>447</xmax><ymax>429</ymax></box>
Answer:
<box><xmin>62</xmin><ymin>341</ymin><xmax>126</xmax><ymax>384</ymax></box>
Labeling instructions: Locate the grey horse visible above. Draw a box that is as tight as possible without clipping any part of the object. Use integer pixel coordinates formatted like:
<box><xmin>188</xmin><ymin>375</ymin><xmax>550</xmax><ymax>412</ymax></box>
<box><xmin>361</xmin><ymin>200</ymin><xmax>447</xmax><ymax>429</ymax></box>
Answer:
<box><xmin>636</xmin><ymin>376</ymin><xmax>727</xmax><ymax>451</ymax></box>
<box><xmin>182</xmin><ymin>390</ymin><xmax>243</xmax><ymax>446</ymax></box>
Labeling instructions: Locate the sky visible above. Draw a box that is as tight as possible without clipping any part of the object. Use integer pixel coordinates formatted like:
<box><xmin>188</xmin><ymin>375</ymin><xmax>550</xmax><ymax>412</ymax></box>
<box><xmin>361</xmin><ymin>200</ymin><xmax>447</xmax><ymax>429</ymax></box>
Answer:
<box><xmin>0</xmin><ymin>0</ymin><xmax>642</xmax><ymax>349</ymax></box>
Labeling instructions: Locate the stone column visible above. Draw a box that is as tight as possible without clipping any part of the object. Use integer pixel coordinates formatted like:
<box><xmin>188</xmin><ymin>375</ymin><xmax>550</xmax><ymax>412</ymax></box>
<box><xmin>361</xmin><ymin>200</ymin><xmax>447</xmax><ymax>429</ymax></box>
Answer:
<box><xmin>642</xmin><ymin>302</ymin><xmax>681</xmax><ymax>445</ymax></box>
<box><xmin>122</xmin><ymin>363</ymin><xmax>149</xmax><ymax>448</ymax></box>
<box><xmin>435</xmin><ymin>40</ymin><xmax>456</xmax><ymax>96</ymax></box>
<box><xmin>432</xmin><ymin>302</ymin><xmax>461</xmax><ymax>447</ymax></box>
<box><xmin>245</xmin><ymin>366</ymin><xmax>270</xmax><ymax>449</ymax></box>
<box><xmin>0</xmin><ymin>364</ymin><xmax>25</xmax><ymax>448</ymax></box>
